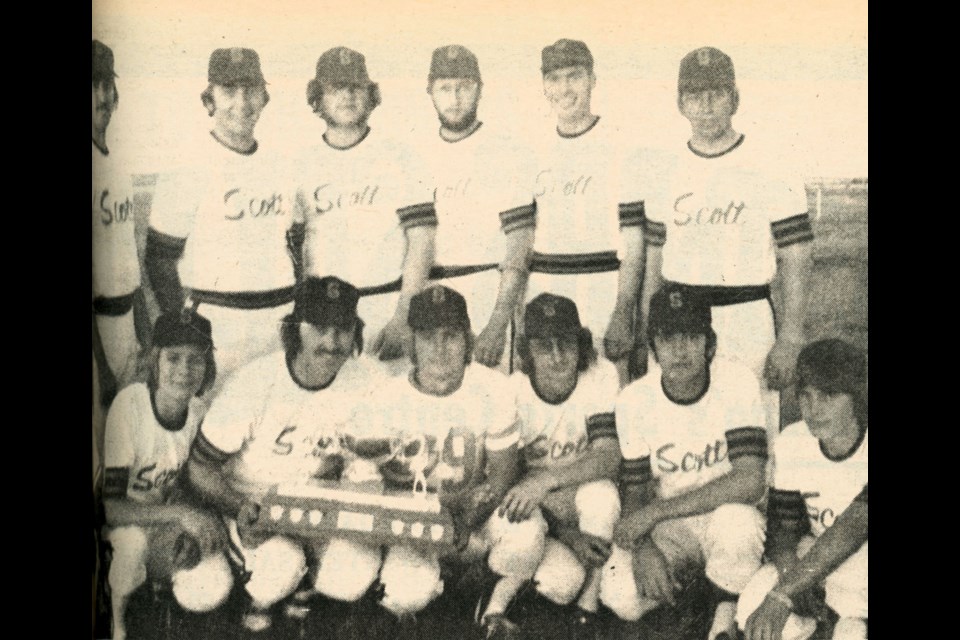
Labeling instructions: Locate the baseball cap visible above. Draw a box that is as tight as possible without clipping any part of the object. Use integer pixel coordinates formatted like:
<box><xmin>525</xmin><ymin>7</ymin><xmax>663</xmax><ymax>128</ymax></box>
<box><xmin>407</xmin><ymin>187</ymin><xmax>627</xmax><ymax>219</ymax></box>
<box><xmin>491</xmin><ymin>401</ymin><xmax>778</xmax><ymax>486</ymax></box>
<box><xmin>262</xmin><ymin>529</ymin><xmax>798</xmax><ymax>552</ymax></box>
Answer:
<box><xmin>678</xmin><ymin>47</ymin><xmax>735</xmax><ymax>94</ymax></box>
<box><xmin>293</xmin><ymin>276</ymin><xmax>360</xmax><ymax>329</ymax></box>
<box><xmin>428</xmin><ymin>45</ymin><xmax>481</xmax><ymax>83</ymax></box>
<box><xmin>92</xmin><ymin>40</ymin><xmax>117</xmax><ymax>82</ymax></box>
<box><xmin>408</xmin><ymin>285</ymin><xmax>470</xmax><ymax>331</ymax></box>
<box><xmin>524</xmin><ymin>293</ymin><xmax>582</xmax><ymax>339</ymax></box>
<box><xmin>541</xmin><ymin>39</ymin><xmax>593</xmax><ymax>75</ymax></box>
<box><xmin>153</xmin><ymin>310</ymin><xmax>214</xmax><ymax>350</ymax></box>
<box><xmin>313</xmin><ymin>47</ymin><xmax>372</xmax><ymax>86</ymax></box>
<box><xmin>648</xmin><ymin>284</ymin><xmax>712</xmax><ymax>337</ymax></box>
<box><xmin>208</xmin><ymin>47</ymin><xmax>267</xmax><ymax>87</ymax></box>
<box><xmin>795</xmin><ymin>339</ymin><xmax>867</xmax><ymax>396</ymax></box>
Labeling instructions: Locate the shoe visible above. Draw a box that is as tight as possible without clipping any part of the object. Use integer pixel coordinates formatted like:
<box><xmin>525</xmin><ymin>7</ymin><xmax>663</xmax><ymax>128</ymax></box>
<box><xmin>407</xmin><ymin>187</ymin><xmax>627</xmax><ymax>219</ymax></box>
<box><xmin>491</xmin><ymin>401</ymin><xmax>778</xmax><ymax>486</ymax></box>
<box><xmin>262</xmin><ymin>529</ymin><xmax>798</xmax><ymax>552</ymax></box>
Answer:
<box><xmin>241</xmin><ymin>611</ymin><xmax>272</xmax><ymax>634</ymax></box>
<box><xmin>480</xmin><ymin>613</ymin><xmax>523</xmax><ymax>640</ymax></box>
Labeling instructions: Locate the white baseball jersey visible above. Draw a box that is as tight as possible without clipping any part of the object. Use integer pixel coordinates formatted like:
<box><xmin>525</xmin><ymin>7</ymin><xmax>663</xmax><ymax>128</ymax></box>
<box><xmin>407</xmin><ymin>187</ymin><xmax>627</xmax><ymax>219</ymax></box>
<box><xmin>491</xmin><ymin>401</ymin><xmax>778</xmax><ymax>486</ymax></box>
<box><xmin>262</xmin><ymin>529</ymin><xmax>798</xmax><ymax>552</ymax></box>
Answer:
<box><xmin>616</xmin><ymin>358</ymin><xmax>766</xmax><ymax>500</ymax></box>
<box><xmin>149</xmin><ymin>135</ymin><xmax>295</xmax><ymax>293</ymax></box>
<box><xmin>514</xmin><ymin>359</ymin><xmax>619</xmax><ymax>470</ymax></box>
<box><xmin>423</xmin><ymin>125</ymin><xmax>536</xmax><ymax>267</ymax></box>
<box><xmin>292</xmin><ymin>130</ymin><xmax>436</xmax><ymax>288</ymax></box>
<box><xmin>103</xmin><ymin>383</ymin><xmax>205</xmax><ymax>504</ymax></box>
<box><xmin>643</xmin><ymin>135</ymin><xmax>812</xmax><ymax>286</ymax></box>
<box><xmin>92</xmin><ymin>141</ymin><xmax>141</xmax><ymax>299</ymax></box>
<box><xmin>361</xmin><ymin>365</ymin><xmax>520</xmax><ymax>490</ymax></box>
<box><xmin>195</xmin><ymin>351</ymin><xmax>384</xmax><ymax>493</ymax></box>
<box><xmin>771</xmin><ymin>421</ymin><xmax>868</xmax><ymax>537</ymax></box>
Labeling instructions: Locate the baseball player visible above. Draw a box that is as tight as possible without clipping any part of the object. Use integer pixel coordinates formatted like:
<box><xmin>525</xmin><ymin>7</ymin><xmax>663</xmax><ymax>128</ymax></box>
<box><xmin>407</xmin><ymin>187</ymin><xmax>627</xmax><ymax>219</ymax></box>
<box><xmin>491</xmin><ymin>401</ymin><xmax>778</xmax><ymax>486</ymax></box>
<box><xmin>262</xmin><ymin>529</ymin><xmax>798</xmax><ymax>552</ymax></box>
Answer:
<box><xmin>601</xmin><ymin>284</ymin><xmax>768</xmax><ymax>640</ymax></box>
<box><xmin>528</xmin><ymin>39</ymin><xmax>646</xmax><ymax>387</ymax></box>
<box><xmin>638</xmin><ymin>46</ymin><xmax>813</xmax><ymax>443</ymax></box>
<box><xmin>288</xmin><ymin>46</ymin><xmax>437</xmax><ymax>373</ymax></box>
<box><xmin>146</xmin><ymin>47</ymin><xmax>297</xmax><ymax>395</ymax></box>
<box><xmin>92</xmin><ymin>39</ymin><xmax>142</xmax><ymax>456</ymax></box>
<box><xmin>185</xmin><ymin>276</ymin><xmax>386</xmax><ymax>634</ymax></box>
<box><xmin>350</xmin><ymin>285</ymin><xmax>545</xmax><ymax>627</ymax></box>
<box><xmin>737</xmin><ymin>339</ymin><xmax>867</xmax><ymax>640</ymax></box>
<box><xmin>488</xmin><ymin>293</ymin><xmax>622</xmax><ymax>639</ymax></box>
<box><xmin>102</xmin><ymin>310</ymin><xmax>232</xmax><ymax>640</ymax></box>
<box><xmin>420</xmin><ymin>44</ymin><xmax>536</xmax><ymax>371</ymax></box>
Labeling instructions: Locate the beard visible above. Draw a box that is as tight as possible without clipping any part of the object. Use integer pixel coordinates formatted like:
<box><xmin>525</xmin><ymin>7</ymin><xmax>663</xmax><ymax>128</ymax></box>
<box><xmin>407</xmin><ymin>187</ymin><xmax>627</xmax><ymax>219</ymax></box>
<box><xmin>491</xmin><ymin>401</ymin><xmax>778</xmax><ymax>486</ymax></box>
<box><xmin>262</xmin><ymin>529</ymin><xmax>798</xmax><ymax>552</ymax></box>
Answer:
<box><xmin>438</xmin><ymin>105</ymin><xmax>479</xmax><ymax>132</ymax></box>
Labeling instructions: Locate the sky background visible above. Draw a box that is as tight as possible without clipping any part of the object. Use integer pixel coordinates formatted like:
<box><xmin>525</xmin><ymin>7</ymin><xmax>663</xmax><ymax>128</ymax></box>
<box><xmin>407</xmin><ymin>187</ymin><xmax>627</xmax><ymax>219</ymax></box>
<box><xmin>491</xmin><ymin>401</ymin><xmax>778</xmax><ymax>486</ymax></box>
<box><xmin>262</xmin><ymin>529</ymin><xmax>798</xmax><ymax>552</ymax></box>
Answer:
<box><xmin>93</xmin><ymin>0</ymin><xmax>867</xmax><ymax>179</ymax></box>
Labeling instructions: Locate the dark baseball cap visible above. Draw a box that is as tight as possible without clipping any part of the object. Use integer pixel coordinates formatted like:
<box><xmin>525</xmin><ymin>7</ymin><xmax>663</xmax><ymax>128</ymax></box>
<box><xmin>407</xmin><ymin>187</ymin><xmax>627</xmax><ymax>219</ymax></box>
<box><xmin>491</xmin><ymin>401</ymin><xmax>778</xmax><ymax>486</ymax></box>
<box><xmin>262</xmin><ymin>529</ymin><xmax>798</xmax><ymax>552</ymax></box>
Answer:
<box><xmin>541</xmin><ymin>39</ymin><xmax>593</xmax><ymax>75</ymax></box>
<box><xmin>92</xmin><ymin>40</ymin><xmax>117</xmax><ymax>82</ymax></box>
<box><xmin>524</xmin><ymin>293</ymin><xmax>582</xmax><ymax>339</ymax></box>
<box><xmin>648</xmin><ymin>284</ymin><xmax>712</xmax><ymax>337</ymax></box>
<box><xmin>153</xmin><ymin>310</ymin><xmax>214</xmax><ymax>350</ymax></box>
<box><xmin>293</xmin><ymin>276</ymin><xmax>360</xmax><ymax>329</ymax></box>
<box><xmin>208</xmin><ymin>47</ymin><xmax>267</xmax><ymax>87</ymax></box>
<box><xmin>678</xmin><ymin>47</ymin><xmax>735</xmax><ymax>94</ymax></box>
<box><xmin>428</xmin><ymin>45</ymin><xmax>481</xmax><ymax>83</ymax></box>
<box><xmin>314</xmin><ymin>46</ymin><xmax>372</xmax><ymax>86</ymax></box>
<box><xmin>408</xmin><ymin>285</ymin><xmax>470</xmax><ymax>331</ymax></box>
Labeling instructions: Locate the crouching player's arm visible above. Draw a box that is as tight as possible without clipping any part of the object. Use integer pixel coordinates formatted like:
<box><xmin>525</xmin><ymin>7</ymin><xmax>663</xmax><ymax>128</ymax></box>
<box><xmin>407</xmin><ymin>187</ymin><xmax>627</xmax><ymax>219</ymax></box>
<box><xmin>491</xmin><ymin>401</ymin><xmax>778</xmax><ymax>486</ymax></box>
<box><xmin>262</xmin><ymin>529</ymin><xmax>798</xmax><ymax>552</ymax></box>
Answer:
<box><xmin>745</xmin><ymin>485</ymin><xmax>868</xmax><ymax>640</ymax></box>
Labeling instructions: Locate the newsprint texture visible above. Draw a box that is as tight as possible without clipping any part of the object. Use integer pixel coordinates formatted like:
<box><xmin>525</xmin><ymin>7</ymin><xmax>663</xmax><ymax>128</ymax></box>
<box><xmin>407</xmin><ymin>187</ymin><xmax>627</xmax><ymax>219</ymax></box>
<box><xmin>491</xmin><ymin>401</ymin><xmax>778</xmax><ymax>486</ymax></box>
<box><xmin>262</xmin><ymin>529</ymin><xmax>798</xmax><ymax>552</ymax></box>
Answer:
<box><xmin>92</xmin><ymin>1</ymin><xmax>867</xmax><ymax>638</ymax></box>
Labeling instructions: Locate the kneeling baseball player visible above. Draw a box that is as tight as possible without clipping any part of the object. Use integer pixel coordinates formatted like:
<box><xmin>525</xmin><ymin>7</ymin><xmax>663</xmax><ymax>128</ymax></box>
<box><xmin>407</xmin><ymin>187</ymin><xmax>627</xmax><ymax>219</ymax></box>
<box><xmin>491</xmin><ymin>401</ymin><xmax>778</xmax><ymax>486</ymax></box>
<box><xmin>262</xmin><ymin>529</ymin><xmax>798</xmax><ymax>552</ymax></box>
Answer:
<box><xmin>103</xmin><ymin>310</ymin><xmax>232</xmax><ymax>640</ymax></box>
<box><xmin>602</xmin><ymin>284</ymin><xmax>768</xmax><ymax>639</ymax></box>
<box><xmin>186</xmin><ymin>276</ymin><xmax>386</xmax><ymax>634</ymax></box>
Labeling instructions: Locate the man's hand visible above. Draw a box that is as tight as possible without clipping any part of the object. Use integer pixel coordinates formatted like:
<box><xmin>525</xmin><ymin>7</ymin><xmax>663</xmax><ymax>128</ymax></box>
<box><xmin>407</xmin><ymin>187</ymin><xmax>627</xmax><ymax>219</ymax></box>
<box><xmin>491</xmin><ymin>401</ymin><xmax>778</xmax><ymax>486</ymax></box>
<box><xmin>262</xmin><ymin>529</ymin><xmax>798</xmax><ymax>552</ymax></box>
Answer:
<box><xmin>604</xmin><ymin>307</ymin><xmax>634</xmax><ymax>361</ymax></box>
<box><xmin>764</xmin><ymin>338</ymin><xmax>803</xmax><ymax>390</ymax></box>
<box><xmin>499</xmin><ymin>474</ymin><xmax>553</xmax><ymax>523</ymax></box>
<box><xmin>179</xmin><ymin>507</ymin><xmax>228</xmax><ymax>555</ymax></box>
<box><xmin>372</xmin><ymin>316</ymin><xmax>411</xmax><ymax>361</ymax></box>
<box><xmin>558</xmin><ymin>528</ymin><xmax>612</xmax><ymax>568</ymax></box>
<box><xmin>632</xmin><ymin>540</ymin><xmax>680</xmax><ymax>606</ymax></box>
<box><xmin>744</xmin><ymin>593</ymin><xmax>792</xmax><ymax>640</ymax></box>
<box><xmin>235</xmin><ymin>502</ymin><xmax>271</xmax><ymax>549</ymax></box>
<box><xmin>612</xmin><ymin>505</ymin><xmax>660</xmax><ymax>550</ymax></box>
<box><xmin>474</xmin><ymin>317</ymin><xmax>509</xmax><ymax>367</ymax></box>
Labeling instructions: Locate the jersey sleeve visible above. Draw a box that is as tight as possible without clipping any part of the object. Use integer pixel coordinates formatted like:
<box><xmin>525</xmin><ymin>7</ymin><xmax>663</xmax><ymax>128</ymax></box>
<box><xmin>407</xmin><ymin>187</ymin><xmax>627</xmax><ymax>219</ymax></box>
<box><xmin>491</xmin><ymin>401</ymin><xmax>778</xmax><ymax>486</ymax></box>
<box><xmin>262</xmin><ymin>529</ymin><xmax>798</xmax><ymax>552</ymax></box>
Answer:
<box><xmin>194</xmin><ymin>369</ymin><xmax>259</xmax><ymax>465</ymax></box>
<box><xmin>149</xmin><ymin>168</ymin><xmax>199</xmax><ymax>241</ymax></box>
<box><xmin>723</xmin><ymin>364</ymin><xmax>768</xmax><ymax>461</ymax></box>
<box><xmin>854</xmin><ymin>483</ymin><xmax>868</xmax><ymax>504</ymax></box>
<box><xmin>585</xmin><ymin>362</ymin><xmax>621</xmax><ymax>445</ymax></box>
<box><xmin>395</xmin><ymin>145</ymin><xmax>438</xmax><ymax>232</ymax></box>
<box><xmin>768</xmin><ymin>176</ymin><xmax>814</xmax><ymax>248</ymax></box>
<box><xmin>498</xmin><ymin>147</ymin><xmax>537</xmax><ymax>235</ymax></box>
<box><xmin>483</xmin><ymin>374</ymin><xmax>521</xmax><ymax>452</ymax></box>
<box><xmin>614</xmin><ymin>387</ymin><xmax>652</xmax><ymax>461</ymax></box>
<box><xmin>103</xmin><ymin>389</ymin><xmax>137</xmax><ymax>499</ymax></box>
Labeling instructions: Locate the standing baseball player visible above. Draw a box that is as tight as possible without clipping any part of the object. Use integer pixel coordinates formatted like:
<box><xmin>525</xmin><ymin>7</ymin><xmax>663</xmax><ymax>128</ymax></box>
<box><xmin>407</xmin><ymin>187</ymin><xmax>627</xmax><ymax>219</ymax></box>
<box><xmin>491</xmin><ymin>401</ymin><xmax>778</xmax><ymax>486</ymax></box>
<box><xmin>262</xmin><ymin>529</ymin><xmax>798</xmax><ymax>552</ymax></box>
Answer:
<box><xmin>93</xmin><ymin>39</ymin><xmax>143</xmax><ymax>461</ymax></box>
<box><xmin>737</xmin><ymin>339</ymin><xmax>867</xmax><ymax>640</ymax></box>
<box><xmin>145</xmin><ymin>47</ymin><xmax>297</xmax><ymax>395</ymax></box>
<box><xmin>420</xmin><ymin>44</ymin><xmax>536</xmax><ymax>371</ymax></box>
<box><xmin>490</xmin><ymin>293</ymin><xmax>622</xmax><ymax>639</ymax></box>
<box><xmin>638</xmin><ymin>46</ymin><xmax>813</xmax><ymax>443</ymax></box>
<box><xmin>103</xmin><ymin>310</ymin><xmax>232</xmax><ymax>640</ymax></box>
<box><xmin>186</xmin><ymin>276</ymin><xmax>386</xmax><ymax>634</ymax></box>
<box><xmin>601</xmin><ymin>284</ymin><xmax>768</xmax><ymax>640</ymax></box>
<box><xmin>351</xmin><ymin>285</ymin><xmax>546</xmax><ymax>629</ymax></box>
<box><xmin>288</xmin><ymin>46</ymin><xmax>437</xmax><ymax>373</ymax></box>
<box><xmin>529</xmin><ymin>39</ymin><xmax>646</xmax><ymax>386</ymax></box>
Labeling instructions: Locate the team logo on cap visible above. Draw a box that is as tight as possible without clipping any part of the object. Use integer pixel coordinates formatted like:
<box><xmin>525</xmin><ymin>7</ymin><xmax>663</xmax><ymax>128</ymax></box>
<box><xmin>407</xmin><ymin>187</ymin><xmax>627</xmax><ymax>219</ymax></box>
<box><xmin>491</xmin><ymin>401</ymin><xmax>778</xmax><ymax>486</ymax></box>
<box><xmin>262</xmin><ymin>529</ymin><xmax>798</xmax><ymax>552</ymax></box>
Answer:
<box><xmin>696</xmin><ymin>48</ymin><xmax>712</xmax><ymax>66</ymax></box>
<box><xmin>230</xmin><ymin>48</ymin><xmax>245</xmax><ymax>63</ymax></box>
<box><xmin>446</xmin><ymin>45</ymin><xmax>462</xmax><ymax>60</ymax></box>
<box><xmin>339</xmin><ymin>49</ymin><xmax>352</xmax><ymax>66</ymax></box>
<box><xmin>327</xmin><ymin>281</ymin><xmax>340</xmax><ymax>300</ymax></box>
<box><xmin>542</xmin><ymin>302</ymin><xmax>556</xmax><ymax>317</ymax></box>
<box><xmin>669</xmin><ymin>291</ymin><xmax>684</xmax><ymax>309</ymax></box>
<box><xmin>431</xmin><ymin>287</ymin><xmax>446</xmax><ymax>304</ymax></box>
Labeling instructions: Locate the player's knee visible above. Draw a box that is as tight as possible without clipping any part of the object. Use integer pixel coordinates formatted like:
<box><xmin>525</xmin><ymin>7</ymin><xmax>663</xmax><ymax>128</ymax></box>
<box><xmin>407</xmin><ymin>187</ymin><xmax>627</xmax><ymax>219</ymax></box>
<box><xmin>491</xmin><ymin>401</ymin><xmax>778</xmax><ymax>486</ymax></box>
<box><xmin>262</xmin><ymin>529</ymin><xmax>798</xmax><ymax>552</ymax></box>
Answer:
<box><xmin>172</xmin><ymin>554</ymin><xmax>233</xmax><ymax>612</ymax></box>
<box><xmin>575</xmin><ymin>480</ymin><xmax>620</xmax><ymax>540</ymax></box>
<box><xmin>533</xmin><ymin>538</ymin><xmax>586</xmax><ymax>606</ymax></box>
<box><xmin>599</xmin><ymin>545</ymin><xmax>643</xmax><ymax>622</ymax></box>
<box><xmin>314</xmin><ymin>537</ymin><xmax>382</xmax><ymax>602</ymax></box>
<box><xmin>708</xmin><ymin>504</ymin><xmax>765</xmax><ymax>541</ymax></box>
<box><xmin>244</xmin><ymin>536</ymin><xmax>307</xmax><ymax>609</ymax></box>
<box><xmin>107</xmin><ymin>527</ymin><xmax>149</xmax><ymax>596</ymax></box>
<box><xmin>734</xmin><ymin>564</ymin><xmax>781</xmax><ymax>629</ymax></box>
<box><xmin>831</xmin><ymin>618</ymin><xmax>867</xmax><ymax>640</ymax></box>
<box><xmin>488</xmin><ymin>511</ymin><xmax>548</xmax><ymax>579</ymax></box>
<box><xmin>379</xmin><ymin>545</ymin><xmax>444</xmax><ymax>616</ymax></box>
<box><xmin>705</xmin><ymin>504</ymin><xmax>766</xmax><ymax>584</ymax></box>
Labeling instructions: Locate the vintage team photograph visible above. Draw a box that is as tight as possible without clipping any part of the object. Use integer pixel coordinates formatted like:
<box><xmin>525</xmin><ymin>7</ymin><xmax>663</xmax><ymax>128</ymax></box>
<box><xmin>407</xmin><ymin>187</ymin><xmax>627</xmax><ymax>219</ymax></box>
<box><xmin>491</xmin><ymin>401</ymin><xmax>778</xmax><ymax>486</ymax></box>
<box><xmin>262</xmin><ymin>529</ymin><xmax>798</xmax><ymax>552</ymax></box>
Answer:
<box><xmin>91</xmin><ymin>1</ymin><xmax>868</xmax><ymax>638</ymax></box>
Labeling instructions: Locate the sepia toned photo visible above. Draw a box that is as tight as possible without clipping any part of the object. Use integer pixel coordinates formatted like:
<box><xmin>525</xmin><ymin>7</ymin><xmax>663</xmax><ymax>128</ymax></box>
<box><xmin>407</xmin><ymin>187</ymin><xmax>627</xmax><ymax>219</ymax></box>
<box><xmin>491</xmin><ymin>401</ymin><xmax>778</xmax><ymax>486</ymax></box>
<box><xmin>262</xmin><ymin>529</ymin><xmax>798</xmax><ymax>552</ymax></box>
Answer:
<box><xmin>92</xmin><ymin>1</ymin><xmax>867</xmax><ymax>638</ymax></box>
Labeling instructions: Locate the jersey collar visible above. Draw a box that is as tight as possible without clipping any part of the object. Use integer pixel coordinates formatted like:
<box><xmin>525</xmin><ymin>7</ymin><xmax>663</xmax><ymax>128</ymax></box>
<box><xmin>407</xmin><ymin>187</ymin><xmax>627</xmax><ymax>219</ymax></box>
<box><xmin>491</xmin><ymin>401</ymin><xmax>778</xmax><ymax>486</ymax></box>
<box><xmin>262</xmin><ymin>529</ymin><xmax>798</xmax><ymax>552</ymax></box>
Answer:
<box><xmin>557</xmin><ymin>115</ymin><xmax>600</xmax><ymax>139</ymax></box>
<box><xmin>687</xmin><ymin>133</ymin><xmax>745</xmax><ymax>159</ymax></box>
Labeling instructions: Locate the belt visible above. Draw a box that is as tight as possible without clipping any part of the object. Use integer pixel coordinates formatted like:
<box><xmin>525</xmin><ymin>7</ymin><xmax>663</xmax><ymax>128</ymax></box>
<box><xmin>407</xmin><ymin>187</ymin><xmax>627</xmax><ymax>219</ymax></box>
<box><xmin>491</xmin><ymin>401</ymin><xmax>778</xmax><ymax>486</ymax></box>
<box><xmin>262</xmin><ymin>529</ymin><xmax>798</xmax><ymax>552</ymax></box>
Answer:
<box><xmin>188</xmin><ymin>286</ymin><xmax>295</xmax><ymax>310</ymax></box>
<box><xmin>667</xmin><ymin>283</ymin><xmax>771</xmax><ymax>307</ymax></box>
<box><xmin>358</xmin><ymin>264</ymin><xmax>500</xmax><ymax>298</ymax></box>
<box><xmin>93</xmin><ymin>289</ymin><xmax>137</xmax><ymax>316</ymax></box>
<box><xmin>530</xmin><ymin>251</ymin><xmax>620</xmax><ymax>275</ymax></box>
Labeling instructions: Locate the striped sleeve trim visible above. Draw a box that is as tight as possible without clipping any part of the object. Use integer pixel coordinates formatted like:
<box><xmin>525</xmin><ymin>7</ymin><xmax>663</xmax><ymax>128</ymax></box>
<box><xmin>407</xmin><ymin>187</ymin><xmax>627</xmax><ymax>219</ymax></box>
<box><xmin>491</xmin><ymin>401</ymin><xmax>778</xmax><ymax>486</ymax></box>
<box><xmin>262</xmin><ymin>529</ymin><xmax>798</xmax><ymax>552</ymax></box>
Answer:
<box><xmin>397</xmin><ymin>202</ymin><xmax>438</xmax><ymax>230</ymax></box>
<box><xmin>585</xmin><ymin>412</ymin><xmax>618</xmax><ymax>444</ymax></box>
<box><xmin>771</xmin><ymin>213</ymin><xmax>814</xmax><ymax>248</ymax></box>
<box><xmin>191</xmin><ymin>432</ymin><xmax>231</xmax><ymax>466</ymax></box>
<box><xmin>725</xmin><ymin>426</ymin><xmax>769</xmax><ymax>461</ymax></box>
<box><xmin>145</xmin><ymin>227</ymin><xmax>187</xmax><ymax>260</ymax></box>
<box><xmin>621</xmin><ymin>456</ymin><xmax>653</xmax><ymax>487</ymax></box>
<box><xmin>644</xmin><ymin>220</ymin><xmax>666</xmax><ymax>246</ymax></box>
<box><xmin>103</xmin><ymin>467</ymin><xmax>130</xmax><ymax>500</ymax></box>
<box><xmin>486</xmin><ymin>420</ymin><xmax>521</xmax><ymax>452</ymax></box>
<box><xmin>854</xmin><ymin>484</ymin><xmax>868</xmax><ymax>504</ymax></box>
<box><xmin>618</xmin><ymin>200</ymin><xmax>646</xmax><ymax>228</ymax></box>
<box><xmin>768</xmin><ymin>488</ymin><xmax>807</xmax><ymax>533</ymax></box>
<box><xmin>499</xmin><ymin>203</ymin><xmax>536</xmax><ymax>234</ymax></box>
